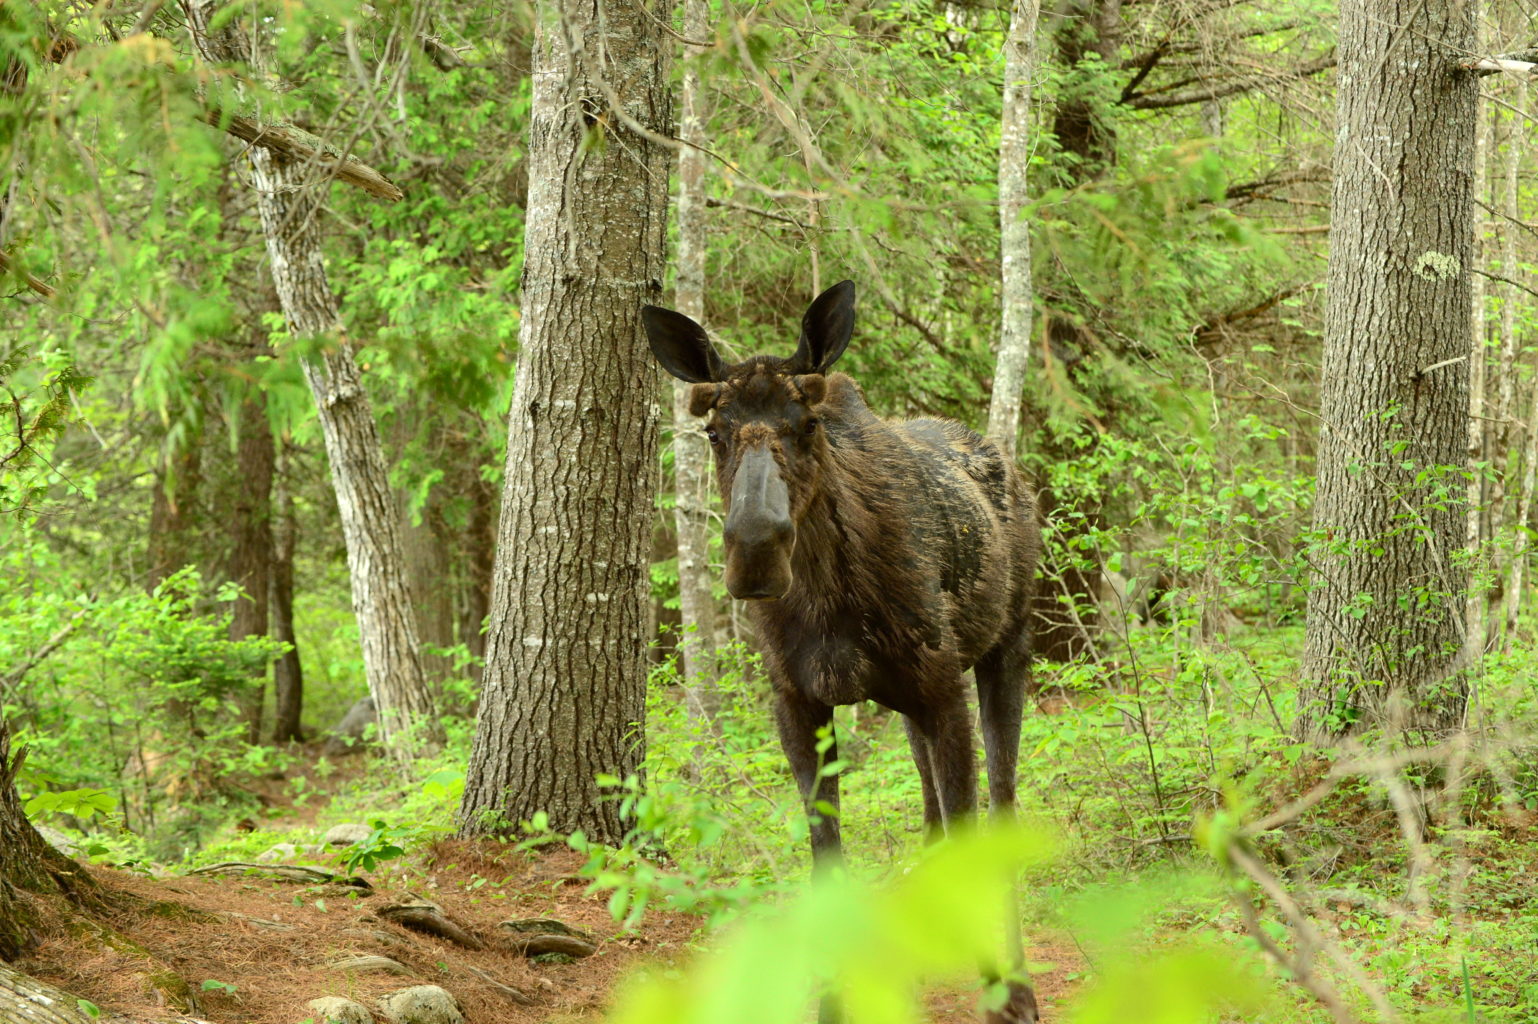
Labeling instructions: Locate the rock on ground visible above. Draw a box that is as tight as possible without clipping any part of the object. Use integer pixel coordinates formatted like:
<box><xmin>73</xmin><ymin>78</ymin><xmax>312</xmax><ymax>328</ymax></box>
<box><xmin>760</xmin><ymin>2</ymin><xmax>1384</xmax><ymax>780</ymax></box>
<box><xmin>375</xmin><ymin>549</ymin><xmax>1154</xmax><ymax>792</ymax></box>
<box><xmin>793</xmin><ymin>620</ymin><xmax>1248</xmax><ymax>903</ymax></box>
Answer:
<box><xmin>323</xmin><ymin>823</ymin><xmax>375</xmax><ymax>846</ymax></box>
<box><xmin>377</xmin><ymin>985</ymin><xmax>464</xmax><ymax>1024</ymax></box>
<box><xmin>308</xmin><ymin>995</ymin><xmax>375</xmax><ymax>1024</ymax></box>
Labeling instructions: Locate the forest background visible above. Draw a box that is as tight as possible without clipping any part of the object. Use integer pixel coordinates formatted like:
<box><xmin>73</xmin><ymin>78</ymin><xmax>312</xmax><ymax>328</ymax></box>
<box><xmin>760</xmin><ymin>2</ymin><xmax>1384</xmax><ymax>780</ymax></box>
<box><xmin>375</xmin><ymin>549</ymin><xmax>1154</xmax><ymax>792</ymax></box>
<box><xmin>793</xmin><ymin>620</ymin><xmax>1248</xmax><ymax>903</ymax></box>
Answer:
<box><xmin>2</xmin><ymin>0</ymin><xmax>1537</xmax><ymax>1021</ymax></box>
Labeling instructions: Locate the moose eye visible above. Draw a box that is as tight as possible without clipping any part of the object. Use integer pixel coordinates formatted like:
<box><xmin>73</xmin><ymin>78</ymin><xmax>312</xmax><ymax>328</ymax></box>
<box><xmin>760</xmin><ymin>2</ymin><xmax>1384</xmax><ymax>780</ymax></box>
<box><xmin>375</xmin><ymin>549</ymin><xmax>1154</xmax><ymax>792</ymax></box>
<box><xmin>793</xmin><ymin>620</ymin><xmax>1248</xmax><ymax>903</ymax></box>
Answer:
<box><xmin>704</xmin><ymin>427</ymin><xmax>720</xmax><ymax>445</ymax></box>
<box><xmin>803</xmin><ymin>417</ymin><xmax>820</xmax><ymax>436</ymax></box>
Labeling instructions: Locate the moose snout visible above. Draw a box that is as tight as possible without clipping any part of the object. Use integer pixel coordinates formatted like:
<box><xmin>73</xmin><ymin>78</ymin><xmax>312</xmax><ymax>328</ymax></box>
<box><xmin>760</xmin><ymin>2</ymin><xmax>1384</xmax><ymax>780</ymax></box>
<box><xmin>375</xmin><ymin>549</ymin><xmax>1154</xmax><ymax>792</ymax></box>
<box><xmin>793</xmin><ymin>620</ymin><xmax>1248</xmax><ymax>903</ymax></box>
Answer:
<box><xmin>722</xmin><ymin>447</ymin><xmax>795</xmax><ymax>600</ymax></box>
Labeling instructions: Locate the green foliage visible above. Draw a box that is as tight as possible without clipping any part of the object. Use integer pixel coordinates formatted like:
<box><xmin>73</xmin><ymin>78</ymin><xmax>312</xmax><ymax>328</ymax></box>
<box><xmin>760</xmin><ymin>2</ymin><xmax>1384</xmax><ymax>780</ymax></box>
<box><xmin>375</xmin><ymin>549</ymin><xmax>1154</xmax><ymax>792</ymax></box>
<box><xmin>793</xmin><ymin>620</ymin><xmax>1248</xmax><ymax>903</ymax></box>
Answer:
<box><xmin>339</xmin><ymin>820</ymin><xmax>416</xmax><ymax>876</ymax></box>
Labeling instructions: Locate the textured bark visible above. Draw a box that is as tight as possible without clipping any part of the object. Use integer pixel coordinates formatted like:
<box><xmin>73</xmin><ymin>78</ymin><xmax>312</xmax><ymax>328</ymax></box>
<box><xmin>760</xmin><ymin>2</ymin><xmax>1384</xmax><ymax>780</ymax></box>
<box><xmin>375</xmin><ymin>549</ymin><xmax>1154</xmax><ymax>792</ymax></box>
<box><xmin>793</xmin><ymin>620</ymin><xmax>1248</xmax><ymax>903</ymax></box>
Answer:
<box><xmin>1500</xmin><ymin>80</ymin><xmax>1531</xmax><ymax>643</ymax></box>
<box><xmin>0</xmin><ymin>718</ymin><xmax>95</xmax><ymax>962</ymax></box>
<box><xmin>226</xmin><ymin>392</ymin><xmax>274</xmax><ymax>741</ymax></box>
<box><xmin>985</xmin><ymin>0</ymin><xmax>1040</xmax><ymax>462</ymax></box>
<box><xmin>1298</xmin><ymin>0</ymin><xmax>1476</xmax><ymax>738</ymax></box>
<box><xmin>183</xmin><ymin>1</ymin><xmax>442</xmax><ymax>758</ymax></box>
<box><xmin>458</xmin><ymin>468</ymin><xmax>495</xmax><ymax>690</ymax></box>
<box><xmin>0</xmin><ymin>963</ymin><xmax>131</xmax><ymax>1024</ymax></box>
<box><xmin>459</xmin><ymin>0</ymin><xmax>673</xmax><ymax>843</ymax></box>
<box><xmin>269</xmin><ymin>442</ymin><xmax>304</xmax><ymax>743</ymax></box>
<box><xmin>670</xmin><ymin>0</ymin><xmax>718</xmax><ymax>716</ymax></box>
<box><xmin>1463</xmin><ymin>66</ymin><xmax>1489</xmax><ymax>667</ymax></box>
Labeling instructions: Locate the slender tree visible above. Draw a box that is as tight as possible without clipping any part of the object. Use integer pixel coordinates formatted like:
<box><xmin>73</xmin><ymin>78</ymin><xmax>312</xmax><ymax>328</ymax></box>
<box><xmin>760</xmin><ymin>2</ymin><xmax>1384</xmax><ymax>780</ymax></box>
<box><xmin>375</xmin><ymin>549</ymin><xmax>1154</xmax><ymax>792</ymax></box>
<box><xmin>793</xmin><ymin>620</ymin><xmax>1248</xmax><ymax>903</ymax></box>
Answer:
<box><xmin>459</xmin><ymin>0</ymin><xmax>674</xmax><ymax>843</ymax></box>
<box><xmin>986</xmin><ymin>0</ymin><xmax>1041</xmax><ymax>460</ymax></box>
<box><xmin>670</xmin><ymin>0</ymin><xmax>718</xmax><ymax>716</ymax></box>
<box><xmin>182</xmin><ymin>1</ymin><xmax>443</xmax><ymax>759</ymax></box>
<box><xmin>1297</xmin><ymin>0</ymin><xmax>1476</xmax><ymax>738</ymax></box>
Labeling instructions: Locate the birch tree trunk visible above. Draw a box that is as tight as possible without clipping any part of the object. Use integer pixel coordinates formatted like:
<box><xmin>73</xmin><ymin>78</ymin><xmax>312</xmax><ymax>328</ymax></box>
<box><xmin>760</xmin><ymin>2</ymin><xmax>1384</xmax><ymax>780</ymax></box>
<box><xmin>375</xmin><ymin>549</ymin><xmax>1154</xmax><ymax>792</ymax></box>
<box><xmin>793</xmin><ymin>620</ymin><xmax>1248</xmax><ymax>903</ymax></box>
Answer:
<box><xmin>1297</xmin><ymin>0</ymin><xmax>1476</xmax><ymax>739</ymax></box>
<box><xmin>1501</xmin><ymin>79</ymin><xmax>1531</xmax><ymax>643</ymax></box>
<box><xmin>985</xmin><ymin>0</ymin><xmax>1041</xmax><ymax>461</ymax></box>
<box><xmin>671</xmin><ymin>0</ymin><xmax>718</xmax><ymax>716</ymax></box>
<box><xmin>1463</xmin><ymin>29</ymin><xmax>1489</xmax><ymax>669</ymax></box>
<box><xmin>458</xmin><ymin>0</ymin><xmax>673</xmax><ymax>844</ymax></box>
<box><xmin>183</xmin><ymin>2</ymin><xmax>442</xmax><ymax>759</ymax></box>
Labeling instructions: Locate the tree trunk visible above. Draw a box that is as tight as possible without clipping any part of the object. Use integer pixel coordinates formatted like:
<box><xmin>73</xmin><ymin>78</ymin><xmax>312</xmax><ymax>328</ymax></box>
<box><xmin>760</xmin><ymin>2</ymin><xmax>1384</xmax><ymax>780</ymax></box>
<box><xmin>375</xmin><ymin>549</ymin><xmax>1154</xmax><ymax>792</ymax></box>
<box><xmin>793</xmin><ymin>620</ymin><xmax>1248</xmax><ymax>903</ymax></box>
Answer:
<box><xmin>226</xmin><ymin>391</ymin><xmax>274</xmax><ymax>741</ymax></box>
<box><xmin>270</xmin><ymin>441</ymin><xmax>304</xmax><ymax>743</ymax></box>
<box><xmin>146</xmin><ymin>443</ymin><xmax>201</xmax><ymax>592</ymax></box>
<box><xmin>1501</xmin><ymin>79</ymin><xmax>1531</xmax><ymax>643</ymax></box>
<box><xmin>458</xmin><ymin>466</ymin><xmax>495</xmax><ymax>692</ymax></box>
<box><xmin>0</xmin><ymin>717</ymin><xmax>93</xmax><ymax>962</ymax></box>
<box><xmin>182</xmin><ymin>1</ymin><xmax>443</xmax><ymax>760</ymax></box>
<box><xmin>1297</xmin><ymin>0</ymin><xmax>1476</xmax><ymax>739</ymax></box>
<box><xmin>670</xmin><ymin>0</ymin><xmax>718</xmax><ymax>717</ymax></box>
<box><xmin>985</xmin><ymin>0</ymin><xmax>1041</xmax><ymax>461</ymax></box>
<box><xmin>1463</xmin><ymin>52</ymin><xmax>1489</xmax><ymax>668</ymax></box>
<box><xmin>459</xmin><ymin>0</ymin><xmax>673</xmax><ymax>844</ymax></box>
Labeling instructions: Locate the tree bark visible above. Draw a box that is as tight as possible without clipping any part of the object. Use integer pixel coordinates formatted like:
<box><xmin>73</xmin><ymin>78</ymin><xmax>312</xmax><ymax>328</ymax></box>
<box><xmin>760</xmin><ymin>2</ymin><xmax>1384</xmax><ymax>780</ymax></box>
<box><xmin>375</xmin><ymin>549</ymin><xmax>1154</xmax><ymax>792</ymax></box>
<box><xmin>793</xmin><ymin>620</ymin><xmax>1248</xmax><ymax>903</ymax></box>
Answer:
<box><xmin>0</xmin><ymin>717</ymin><xmax>95</xmax><ymax>962</ymax></box>
<box><xmin>1297</xmin><ymin>0</ymin><xmax>1476</xmax><ymax>739</ymax></box>
<box><xmin>269</xmin><ymin>441</ymin><xmax>304</xmax><ymax>743</ymax></box>
<box><xmin>183</xmin><ymin>1</ymin><xmax>443</xmax><ymax>759</ymax></box>
<box><xmin>458</xmin><ymin>0</ymin><xmax>673</xmax><ymax>844</ymax></box>
<box><xmin>1463</xmin><ymin>54</ymin><xmax>1489</xmax><ymax>669</ymax></box>
<box><xmin>145</xmin><ymin>443</ymin><xmax>201</xmax><ymax>592</ymax></box>
<box><xmin>986</xmin><ymin>0</ymin><xmax>1041</xmax><ymax>462</ymax></box>
<box><xmin>226</xmin><ymin>391</ymin><xmax>274</xmax><ymax>741</ymax></box>
<box><xmin>1500</xmin><ymin>79</ymin><xmax>1530</xmax><ymax>644</ymax></box>
<box><xmin>670</xmin><ymin>0</ymin><xmax>718</xmax><ymax>717</ymax></box>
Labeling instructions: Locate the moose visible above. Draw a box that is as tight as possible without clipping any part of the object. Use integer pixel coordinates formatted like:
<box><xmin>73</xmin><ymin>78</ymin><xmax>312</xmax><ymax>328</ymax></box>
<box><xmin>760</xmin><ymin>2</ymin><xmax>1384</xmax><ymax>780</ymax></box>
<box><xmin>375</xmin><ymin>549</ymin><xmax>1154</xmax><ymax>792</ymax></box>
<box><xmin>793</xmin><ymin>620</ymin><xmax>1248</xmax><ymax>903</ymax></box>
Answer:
<box><xmin>642</xmin><ymin>280</ymin><xmax>1043</xmax><ymax>1023</ymax></box>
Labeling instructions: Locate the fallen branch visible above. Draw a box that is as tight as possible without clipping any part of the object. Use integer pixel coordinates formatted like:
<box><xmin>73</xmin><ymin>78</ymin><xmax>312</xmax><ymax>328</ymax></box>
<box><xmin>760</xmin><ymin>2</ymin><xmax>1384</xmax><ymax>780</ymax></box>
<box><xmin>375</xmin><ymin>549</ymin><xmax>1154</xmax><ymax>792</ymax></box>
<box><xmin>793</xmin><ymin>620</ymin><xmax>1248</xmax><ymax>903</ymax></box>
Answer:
<box><xmin>201</xmin><ymin>109</ymin><xmax>404</xmax><ymax>202</ymax></box>
<box><xmin>0</xmin><ymin>251</ymin><xmax>56</xmax><ymax>299</ymax></box>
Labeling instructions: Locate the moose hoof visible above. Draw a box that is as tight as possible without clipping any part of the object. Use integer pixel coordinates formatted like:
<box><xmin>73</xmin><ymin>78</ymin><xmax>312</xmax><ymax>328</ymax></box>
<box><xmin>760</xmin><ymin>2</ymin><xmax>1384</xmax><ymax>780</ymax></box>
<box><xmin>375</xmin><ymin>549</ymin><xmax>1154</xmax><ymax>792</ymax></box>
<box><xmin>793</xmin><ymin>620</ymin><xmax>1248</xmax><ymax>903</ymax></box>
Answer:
<box><xmin>983</xmin><ymin>981</ymin><xmax>1040</xmax><ymax>1024</ymax></box>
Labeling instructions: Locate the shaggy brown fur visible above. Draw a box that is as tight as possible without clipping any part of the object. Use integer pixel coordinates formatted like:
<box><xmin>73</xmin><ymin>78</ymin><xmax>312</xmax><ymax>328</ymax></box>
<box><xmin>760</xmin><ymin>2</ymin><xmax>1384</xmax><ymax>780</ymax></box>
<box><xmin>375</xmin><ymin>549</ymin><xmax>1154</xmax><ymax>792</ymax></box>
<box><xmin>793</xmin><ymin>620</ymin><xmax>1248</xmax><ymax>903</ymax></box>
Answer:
<box><xmin>643</xmin><ymin>281</ymin><xmax>1043</xmax><ymax>1023</ymax></box>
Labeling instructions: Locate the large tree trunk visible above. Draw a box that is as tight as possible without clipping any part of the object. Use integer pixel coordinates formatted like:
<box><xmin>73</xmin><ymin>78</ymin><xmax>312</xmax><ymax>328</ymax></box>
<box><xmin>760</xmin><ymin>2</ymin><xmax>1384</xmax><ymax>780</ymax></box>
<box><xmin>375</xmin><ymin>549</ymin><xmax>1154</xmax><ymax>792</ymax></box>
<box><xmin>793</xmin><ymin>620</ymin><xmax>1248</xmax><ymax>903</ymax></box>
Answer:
<box><xmin>985</xmin><ymin>0</ymin><xmax>1041</xmax><ymax>461</ymax></box>
<box><xmin>182</xmin><ymin>2</ymin><xmax>443</xmax><ymax>760</ymax></box>
<box><xmin>459</xmin><ymin>0</ymin><xmax>673</xmax><ymax>844</ymax></box>
<box><xmin>1297</xmin><ymin>0</ymin><xmax>1476</xmax><ymax>739</ymax></box>
<box><xmin>670</xmin><ymin>0</ymin><xmax>718</xmax><ymax>718</ymax></box>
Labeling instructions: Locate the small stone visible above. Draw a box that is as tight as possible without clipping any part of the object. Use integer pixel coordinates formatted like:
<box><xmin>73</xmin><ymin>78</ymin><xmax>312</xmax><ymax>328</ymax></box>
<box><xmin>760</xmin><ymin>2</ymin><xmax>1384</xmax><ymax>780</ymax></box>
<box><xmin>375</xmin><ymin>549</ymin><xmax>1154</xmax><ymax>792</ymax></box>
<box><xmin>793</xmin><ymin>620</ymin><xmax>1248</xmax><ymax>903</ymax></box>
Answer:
<box><xmin>308</xmin><ymin>996</ymin><xmax>374</xmax><ymax>1024</ymax></box>
<box><xmin>324</xmin><ymin>823</ymin><xmax>375</xmax><ymax>847</ymax></box>
<box><xmin>377</xmin><ymin>985</ymin><xmax>464</xmax><ymax>1024</ymax></box>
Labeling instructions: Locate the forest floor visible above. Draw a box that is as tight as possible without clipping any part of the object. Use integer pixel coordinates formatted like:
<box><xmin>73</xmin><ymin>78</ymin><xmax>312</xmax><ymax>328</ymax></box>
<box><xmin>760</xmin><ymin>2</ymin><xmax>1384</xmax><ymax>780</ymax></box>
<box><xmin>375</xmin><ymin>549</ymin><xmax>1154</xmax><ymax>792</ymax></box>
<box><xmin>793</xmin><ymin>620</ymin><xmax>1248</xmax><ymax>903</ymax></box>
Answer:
<box><xmin>14</xmin><ymin>752</ymin><xmax>1089</xmax><ymax>1024</ymax></box>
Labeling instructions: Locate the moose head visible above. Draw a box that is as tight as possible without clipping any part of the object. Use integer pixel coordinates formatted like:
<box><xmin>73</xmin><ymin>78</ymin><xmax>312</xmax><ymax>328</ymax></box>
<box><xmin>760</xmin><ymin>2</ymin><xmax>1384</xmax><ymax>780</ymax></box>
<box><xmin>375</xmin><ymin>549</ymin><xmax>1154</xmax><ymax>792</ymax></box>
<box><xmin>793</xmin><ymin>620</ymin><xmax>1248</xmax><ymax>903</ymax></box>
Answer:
<box><xmin>641</xmin><ymin>280</ymin><xmax>856</xmax><ymax>602</ymax></box>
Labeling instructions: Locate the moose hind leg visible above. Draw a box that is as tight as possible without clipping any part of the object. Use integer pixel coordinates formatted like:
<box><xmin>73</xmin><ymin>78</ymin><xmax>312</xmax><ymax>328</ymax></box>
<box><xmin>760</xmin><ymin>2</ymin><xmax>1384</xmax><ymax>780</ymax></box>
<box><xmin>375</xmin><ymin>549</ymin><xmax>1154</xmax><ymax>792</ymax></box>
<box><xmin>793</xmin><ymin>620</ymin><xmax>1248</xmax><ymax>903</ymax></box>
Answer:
<box><xmin>975</xmin><ymin>643</ymin><xmax>1038</xmax><ymax>1022</ymax></box>
<box><xmin>975</xmin><ymin>642</ymin><xmax>1029</xmax><ymax>818</ymax></box>
<box><xmin>910</xmin><ymin>685</ymin><xmax>977</xmax><ymax>831</ymax></box>
<box><xmin>902</xmin><ymin>715</ymin><xmax>944</xmax><ymax>842</ymax></box>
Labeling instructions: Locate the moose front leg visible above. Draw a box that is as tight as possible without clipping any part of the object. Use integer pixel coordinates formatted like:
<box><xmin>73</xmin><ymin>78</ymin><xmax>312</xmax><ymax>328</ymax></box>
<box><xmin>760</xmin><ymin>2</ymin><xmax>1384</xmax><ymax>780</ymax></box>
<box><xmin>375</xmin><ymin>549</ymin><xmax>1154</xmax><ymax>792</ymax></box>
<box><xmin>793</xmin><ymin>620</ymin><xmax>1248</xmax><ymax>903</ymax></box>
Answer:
<box><xmin>773</xmin><ymin>690</ymin><xmax>842</xmax><ymax>868</ymax></box>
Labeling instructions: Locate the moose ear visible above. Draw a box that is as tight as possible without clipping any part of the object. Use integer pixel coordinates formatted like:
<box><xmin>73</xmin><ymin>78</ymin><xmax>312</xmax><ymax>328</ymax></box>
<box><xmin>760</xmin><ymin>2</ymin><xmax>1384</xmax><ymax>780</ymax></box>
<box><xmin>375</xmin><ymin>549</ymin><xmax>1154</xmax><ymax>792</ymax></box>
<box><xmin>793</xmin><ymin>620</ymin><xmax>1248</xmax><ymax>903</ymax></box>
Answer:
<box><xmin>790</xmin><ymin>280</ymin><xmax>855</xmax><ymax>374</ymax></box>
<box><xmin>641</xmin><ymin>306</ymin><xmax>727</xmax><ymax>383</ymax></box>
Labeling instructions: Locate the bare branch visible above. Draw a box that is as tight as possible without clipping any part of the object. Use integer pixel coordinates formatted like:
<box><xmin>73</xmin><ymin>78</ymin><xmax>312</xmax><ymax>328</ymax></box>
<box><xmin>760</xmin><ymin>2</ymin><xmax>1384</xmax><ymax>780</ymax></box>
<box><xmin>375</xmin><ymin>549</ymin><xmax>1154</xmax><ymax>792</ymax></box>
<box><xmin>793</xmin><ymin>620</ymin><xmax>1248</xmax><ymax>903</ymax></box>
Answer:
<box><xmin>1460</xmin><ymin>49</ymin><xmax>1538</xmax><ymax>76</ymax></box>
<box><xmin>0</xmin><ymin>251</ymin><xmax>56</xmax><ymax>299</ymax></box>
<box><xmin>201</xmin><ymin>109</ymin><xmax>404</xmax><ymax>202</ymax></box>
<box><xmin>1125</xmin><ymin>54</ymin><xmax>1336</xmax><ymax>109</ymax></box>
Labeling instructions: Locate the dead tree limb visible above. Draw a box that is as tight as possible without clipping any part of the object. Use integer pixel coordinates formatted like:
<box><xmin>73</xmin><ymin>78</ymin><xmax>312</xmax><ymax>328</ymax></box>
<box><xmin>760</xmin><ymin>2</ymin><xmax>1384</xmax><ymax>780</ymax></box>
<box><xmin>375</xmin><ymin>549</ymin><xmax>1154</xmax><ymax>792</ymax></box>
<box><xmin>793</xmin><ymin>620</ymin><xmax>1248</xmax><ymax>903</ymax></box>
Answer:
<box><xmin>201</xmin><ymin>109</ymin><xmax>404</xmax><ymax>202</ymax></box>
